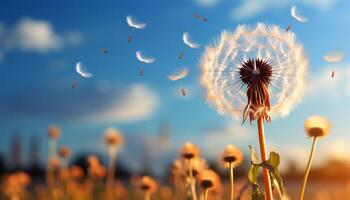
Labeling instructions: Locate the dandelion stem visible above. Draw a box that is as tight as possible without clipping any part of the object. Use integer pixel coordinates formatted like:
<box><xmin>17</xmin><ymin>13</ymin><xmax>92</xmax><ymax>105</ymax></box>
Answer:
<box><xmin>257</xmin><ymin>116</ymin><xmax>273</xmax><ymax>200</ymax></box>
<box><xmin>144</xmin><ymin>191</ymin><xmax>151</xmax><ymax>200</ymax></box>
<box><xmin>203</xmin><ymin>188</ymin><xmax>209</xmax><ymax>200</ymax></box>
<box><xmin>188</xmin><ymin>159</ymin><xmax>198</xmax><ymax>200</ymax></box>
<box><xmin>299</xmin><ymin>136</ymin><xmax>317</xmax><ymax>200</ymax></box>
<box><xmin>229</xmin><ymin>162</ymin><xmax>234</xmax><ymax>200</ymax></box>
<box><xmin>107</xmin><ymin>147</ymin><xmax>118</xmax><ymax>187</ymax></box>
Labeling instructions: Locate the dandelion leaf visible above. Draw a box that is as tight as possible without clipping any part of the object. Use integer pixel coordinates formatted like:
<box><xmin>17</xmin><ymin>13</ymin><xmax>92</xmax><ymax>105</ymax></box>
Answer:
<box><xmin>267</xmin><ymin>151</ymin><xmax>286</xmax><ymax>198</ymax></box>
<box><xmin>252</xmin><ymin>185</ymin><xmax>265</xmax><ymax>200</ymax></box>
<box><xmin>248</xmin><ymin>145</ymin><xmax>260</xmax><ymax>165</ymax></box>
<box><xmin>248</xmin><ymin>164</ymin><xmax>259</xmax><ymax>185</ymax></box>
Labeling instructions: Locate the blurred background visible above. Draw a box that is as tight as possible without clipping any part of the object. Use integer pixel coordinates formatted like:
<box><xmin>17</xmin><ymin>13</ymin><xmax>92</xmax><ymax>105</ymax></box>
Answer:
<box><xmin>1</xmin><ymin>0</ymin><xmax>350</xmax><ymax>199</ymax></box>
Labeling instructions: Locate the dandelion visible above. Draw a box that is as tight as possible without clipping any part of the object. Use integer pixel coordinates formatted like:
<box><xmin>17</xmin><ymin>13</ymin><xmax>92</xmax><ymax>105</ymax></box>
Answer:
<box><xmin>197</xmin><ymin>169</ymin><xmax>221</xmax><ymax>200</ymax></box>
<box><xmin>104</xmin><ymin>127</ymin><xmax>124</xmax><ymax>187</ymax></box>
<box><xmin>299</xmin><ymin>115</ymin><xmax>331</xmax><ymax>200</ymax></box>
<box><xmin>59</xmin><ymin>146</ymin><xmax>71</xmax><ymax>168</ymax></box>
<box><xmin>168</xmin><ymin>68</ymin><xmax>189</xmax><ymax>96</ymax></box>
<box><xmin>200</xmin><ymin>23</ymin><xmax>308</xmax><ymax>200</ymax></box>
<box><xmin>47</xmin><ymin>126</ymin><xmax>61</xmax><ymax>184</ymax></box>
<box><xmin>180</xmin><ymin>142</ymin><xmax>200</xmax><ymax>159</ymax></box>
<box><xmin>87</xmin><ymin>155</ymin><xmax>106</xmax><ymax>180</ymax></box>
<box><xmin>139</xmin><ymin>176</ymin><xmax>157</xmax><ymax>200</ymax></box>
<box><xmin>220</xmin><ymin>145</ymin><xmax>243</xmax><ymax>200</ymax></box>
<box><xmin>69</xmin><ymin>166</ymin><xmax>84</xmax><ymax>180</ymax></box>
<box><xmin>180</xmin><ymin>142</ymin><xmax>201</xmax><ymax>200</ymax></box>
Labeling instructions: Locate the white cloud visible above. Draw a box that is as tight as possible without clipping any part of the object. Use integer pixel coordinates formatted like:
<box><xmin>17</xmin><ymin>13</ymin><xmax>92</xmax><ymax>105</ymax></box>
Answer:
<box><xmin>200</xmin><ymin>123</ymin><xmax>253</xmax><ymax>157</ymax></box>
<box><xmin>63</xmin><ymin>31</ymin><xmax>83</xmax><ymax>46</ymax></box>
<box><xmin>12</xmin><ymin>18</ymin><xmax>62</xmax><ymax>52</ymax></box>
<box><xmin>231</xmin><ymin>0</ymin><xmax>340</xmax><ymax>21</ymax></box>
<box><xmin>91</xmin><ymin>84</ymin><xmax>160</xmax><ymax>123</ymax></box>
<box><xmin>271</xmin><ymin>138</ymin><xmax>350</xmax><ymax>172</ymax></box>
<box><xmin>0</xmin><ymin>17</ymin><xmax>83</xmax><ymax>59</ymax></box>
<box><xmin>307</xmin><ymin>63</ymin><xmax>350</xmax><ymax>98</ymax></box>
<box><xmin>194</xmin><ymin>0</ymin><xmax>221</xmax><ymax>7</ymax></box>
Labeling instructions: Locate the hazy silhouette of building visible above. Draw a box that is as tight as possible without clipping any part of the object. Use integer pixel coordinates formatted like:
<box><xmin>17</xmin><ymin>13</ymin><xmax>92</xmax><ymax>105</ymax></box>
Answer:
<box><xmin>10</xmin><ymin>133</ymin><xmax>22</xmax><ymax>169</ymax></box>
<box><xmin>29</xmin><ymin>136</ymin><xmax>40</xmax><ymax>169</ymax></box>
<box><xmin>157</xmin><ymin>121</ymin><xmax>171</xmax><ymax>151</ymax></box>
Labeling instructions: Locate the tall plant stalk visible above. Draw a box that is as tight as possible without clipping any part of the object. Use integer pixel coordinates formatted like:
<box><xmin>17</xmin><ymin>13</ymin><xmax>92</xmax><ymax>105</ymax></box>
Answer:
<box><xmin>299</xmin><ymin>136</ymin><xmax>317</xmax><ymax>200</ymax></box>
<box><xmin>229</xmin><ymin>162</ymin><xmax>234</xmax><ymax>200</ymax></box>
<box><xmin>257</xmin><ymin>116</ymin><xmax>273</xmax><ymax>200</ymax></box>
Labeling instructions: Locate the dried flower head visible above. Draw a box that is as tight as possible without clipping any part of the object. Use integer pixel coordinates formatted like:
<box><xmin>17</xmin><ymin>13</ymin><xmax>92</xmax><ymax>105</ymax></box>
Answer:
<box><xmin>59</xmin><ymin>146</ymin><xmax>71</xmax><ymax>158</ymax></box>
<box><xmin>49</xmin><ymin>156</ymin><xmax>61</xmax><ymax>169</ymax></box>
<box><xmin>48</xmin><ymin>126</ymin><xmax>61</xmax><ymax>139</ymax></box>
<box><xmin>15</xmin><ymin>172</ymin><xmax>31</xmax><ymax>187</ymax></box>
<box><xmin>69</xmin><ymin>166</ymin><xmax>84</xmax><ymax>179</ymax></box>
<box><xmin>304</xmin><ymin>115</ymin><xmax>331</xmax><ymax>137</ymax></box>
<box><xmin>180</xmin><ymin>142</ymin><xmax>200</xmax><ymax>159</ymax></box>
<box><xmin>189</xmin><ymin>157</ymin><xmax>207</xmax><ymax>176</ymax></box>
<box><xmin>104</xmin><ymin>127</ymin><xmax>124</xmax><ymax>146</ymax></box>
<box><xmin>87</xmin><ymin>155</ymin><xmax>100</xmax><ymax>166</ymax></box>
<box><xmin>220</xmin><ymin>145</ymin><xmax>243</xmax><ymax>168</ymax></box>
<box><xmin>86</xmin><ymin>155</ymin><xmax>106</xmax><ymax>179</ymax></box>
<box><xmin>200</xmin><ymin>23</ymin><xmax>307</xmax><ymax>123</ymax></box>
<box><xmin>139</xmin><ymin>176</ymin><xmax>158</xmax><ymax>194</ymax></box>
<box><xmin>197</xmin><ymin>169</ymin><xmax>221</xmax><ymax>191</ymax></box>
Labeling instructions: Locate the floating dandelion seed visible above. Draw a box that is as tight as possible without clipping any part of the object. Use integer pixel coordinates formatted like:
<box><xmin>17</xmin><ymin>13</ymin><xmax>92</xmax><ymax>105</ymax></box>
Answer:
<box><xmin>75</xmin><ymin>61</ymin><xmax>93</xmax><ymax>78</ymax></box>
<box><xmin>71</xmin><ymin>81</ymin><xmax>77</xmax><ymax>89</ymax></box>
<box><xmin>136</xmin><ymin>50</ymin><xmax>156</xmax><ymax>76</ymax></box>
<box><xmin>101</xmin><ymin>48</ymin><xmax>108</xmax><ymax>54</ymax></box>
<box><xmin>183</xmin><ymin>32</ymin><xmax>200</xmax><ymax>49</ymax></box>
<box><xmin>323</xmin><ymin>51</ymin><xmax>343</xmax><ymax>78</ymax></box>
<box><xmin>291</xmin><ymin>6</ymin><xmax>308</xmax><ymax>23</ymax></box>
<box><xmin>168</xmin><ymin>68</ymin><xmax>189</xmax><ymax>96</ymax></box>
<box><xmin>128</xmin><ymin>35</ymin><xmax>133</xmax><ymax>43</ymax></box>
<box><xmin>126</xmin><ymin>15</ymin><xmax>146</xmax><ymax>29</ymax></box>
<box><xmin>200</xmin><ymin>23</ymin><xmax>307</xmax><ymax>200</ymax></box>
<box><xmin>285</xmin><ymin>24</ymin><xmax>291</xmax><ymax>32</ymax></box>
<box><xmin>300</xmin><ymin>116</ymin><xmax>331</xmax><ymax>200</ymax></box>
<box><xmin>193</xmin><ymin>13</ymin><xmax>208</xmax><ymax>22</ymax></box>
<box><xmin>323</xmin><ymin>51</ymin><xmax>344</xmax><ymax>63</ymax></box>
<box><xmin>179</xmin><ymin>52</ymin><xmax>184</xmax><ymax>60</ymax></box>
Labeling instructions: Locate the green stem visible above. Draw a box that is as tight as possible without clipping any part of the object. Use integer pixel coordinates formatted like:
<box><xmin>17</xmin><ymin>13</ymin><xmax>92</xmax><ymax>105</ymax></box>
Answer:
<box><xmin>229</xmin><ymin>163</ymin><xmax>234</xmax><ymax>200</ymax></box>
<box><xmin>299</xmin><ymin>136</ymin><xmax>318</xmax><ymax>200</ymax></box>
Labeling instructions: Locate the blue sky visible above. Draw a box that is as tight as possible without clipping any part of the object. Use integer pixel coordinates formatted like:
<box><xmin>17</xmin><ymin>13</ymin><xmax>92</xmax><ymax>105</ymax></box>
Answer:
<box><xmin>0</xmin><ymin>0</ymin><xmax>350</xmax><ymax>173</ymax></box>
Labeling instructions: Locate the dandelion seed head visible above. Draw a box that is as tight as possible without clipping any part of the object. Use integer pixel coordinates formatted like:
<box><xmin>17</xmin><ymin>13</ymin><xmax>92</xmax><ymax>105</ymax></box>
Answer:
<box><xmin>200</xmin><ymin>23</ymin><xmax>307</xmax><ymax>122</ymax></box>
<box><xmin>197</xmin><ymin>169</ymin><xmax>221</xmax><ymax>191</ymax></box>
<box><xmin>59</xmin><ymin>146</ymin><xmax>71</xmax><ymax>158</ymax></box>
<box><xmin>104</xmin><ymin>127</ymin><xmax>124</xmax><ymax>146</ymax></box>
<box><xmin>48</xmin><ymin>156</ymin><xmax>60</xmax><ymax>169</ymax></box>
<box><xmin>139</xmin><ymin>176</ymin><xmax>158</xmax><ymax>194</ymax></box>
<box><xmin>180</xmin><ymin>142</ymin><xmax>201</xmax><ymax>159</ymax></box>
<box><xmin>220</xmin><ymin>145</ymin><xmax>243</xmax><ymax>168</ymax></box>
<box><xmin>69</xmin><ymin>166</ymin><xmax>84</xmax><ymax>179</ymax></box>
<box><xmin>48</xmin><ymin>126</ymin><xmax>61</xmax><ymax>139</ymax></box>
<box><xmin>304</xmin><ymin>115</ymin><xmax>331</xmax><ymax>137</ymax></box>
